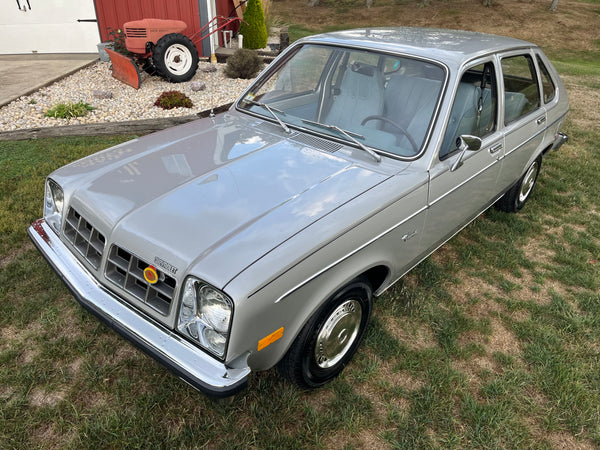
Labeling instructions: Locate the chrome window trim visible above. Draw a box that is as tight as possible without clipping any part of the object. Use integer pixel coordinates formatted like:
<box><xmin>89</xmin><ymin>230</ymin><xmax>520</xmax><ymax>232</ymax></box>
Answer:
<box><xmin>235</xmin><ymin>42</ymin><xmax>450</xmax><ymax>163</ymax></box>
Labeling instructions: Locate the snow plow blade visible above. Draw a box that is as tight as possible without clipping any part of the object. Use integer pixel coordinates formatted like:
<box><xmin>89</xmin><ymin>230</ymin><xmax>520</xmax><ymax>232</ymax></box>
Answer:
<box><xmin>106</xmin><ymin>48</ymin><xmax>141</xmax><ymax>89</ymax></box>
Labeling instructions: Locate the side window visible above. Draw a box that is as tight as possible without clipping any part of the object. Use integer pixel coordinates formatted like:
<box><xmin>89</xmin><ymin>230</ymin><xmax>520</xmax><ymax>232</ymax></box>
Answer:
<box><xmin>440</xmin><ymin>62</ymin><xmax>497</xmax><ymax>159</ymax></box>
<box><xmin>536</xmin><ymin>55</ymin><xmax>556</xmax><ymax>103</ymax></box>
<box><xmin>501</xmin><ymin>54</ymin><xmax>540</xmax><ymax>124</ymax></box>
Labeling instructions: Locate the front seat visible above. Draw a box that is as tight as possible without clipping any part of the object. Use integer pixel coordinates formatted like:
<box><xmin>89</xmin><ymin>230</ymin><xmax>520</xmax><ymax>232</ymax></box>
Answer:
<box><xmin>325</xmin><ymin>61</ymin><xmax>384</xmax><ymax>131</ymax></box>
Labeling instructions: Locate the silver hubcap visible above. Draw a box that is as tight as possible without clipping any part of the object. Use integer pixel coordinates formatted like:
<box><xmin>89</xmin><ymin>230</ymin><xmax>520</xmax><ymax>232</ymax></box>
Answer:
<box><xmin>164</xmin><ymin>44</ymin><xmax>193</xmax><ymax>75</ymax></box>
<box><xmin>314</xmin><ymin>299</ymin><xmax>362</xmax><ymax>369</ymax></box>
<box><xmin>519</xmin><ymin>161</ymin><xmax>538</xmax><ymax>203</ymax></box>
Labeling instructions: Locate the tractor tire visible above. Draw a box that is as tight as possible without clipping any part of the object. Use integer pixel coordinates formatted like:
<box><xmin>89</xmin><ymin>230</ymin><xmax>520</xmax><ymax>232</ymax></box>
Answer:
<box><xmin>152</xmin><ymin>33</ymin><xmax>199</xmax><ymax>83</ymax></box>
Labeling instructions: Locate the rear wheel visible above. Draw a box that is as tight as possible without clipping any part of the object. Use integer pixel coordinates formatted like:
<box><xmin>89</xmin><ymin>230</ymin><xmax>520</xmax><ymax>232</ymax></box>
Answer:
<box><xmin>152</xmin><ymin>33</ymin><xmax>199</xmax><ymax>82</ymax></box>
<box><xmin>277</xmin><ymin>279</ymin><xmax>372</xmax><ymax>388</ymax></box>
<box><xmin>496</xmin><ymin>155</ymin><xmax>542</xmax><ymax>213</ymax></box>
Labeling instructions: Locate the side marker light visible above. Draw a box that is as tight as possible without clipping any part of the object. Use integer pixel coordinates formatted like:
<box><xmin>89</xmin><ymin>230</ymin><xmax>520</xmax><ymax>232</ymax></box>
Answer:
<box><xmin>258</xmin><ymin>327</ymin><xmax>284</xmax><ymax>351</ymax></box>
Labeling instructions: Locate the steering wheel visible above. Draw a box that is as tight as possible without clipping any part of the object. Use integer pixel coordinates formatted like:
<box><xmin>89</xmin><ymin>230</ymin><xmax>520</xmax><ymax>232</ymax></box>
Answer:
<box><xmin>361</xmin><ymin>115</ymin><xmax>418</xmax><ymax>154</ymax></box>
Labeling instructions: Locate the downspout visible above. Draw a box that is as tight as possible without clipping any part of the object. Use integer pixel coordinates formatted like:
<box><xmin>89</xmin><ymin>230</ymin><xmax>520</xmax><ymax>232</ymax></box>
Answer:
<box><xmin>208</xmin><ymin>0</ymin><xmax>218</xmax><ymax>63</ymax></box>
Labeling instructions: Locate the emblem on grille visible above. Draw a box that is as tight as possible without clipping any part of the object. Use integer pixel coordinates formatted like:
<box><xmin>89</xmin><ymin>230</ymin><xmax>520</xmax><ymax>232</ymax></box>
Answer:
<box><xmin>143</xmin><ymin>265</ymin><xmax>159</xmax><ymax>284</ymax></box>
<box><xmin>154</xmin><ymin>256</ymin><xmax>178</xmax><ymax>275</ymax></box>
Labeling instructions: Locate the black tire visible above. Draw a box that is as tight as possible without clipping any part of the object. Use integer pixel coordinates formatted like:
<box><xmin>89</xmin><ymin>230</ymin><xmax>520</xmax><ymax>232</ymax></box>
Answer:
<box><xmin>496</xmin><ymin>155</ymin><xmax>542</xmax><ymax>213</ymax></box>
<box><xmin>152</xmin><ymin>33</ymin><xmax>199</xmax><ymax>83</ymax></box>
<box><xmin>277</xmin><ymin>279</ymin><xmax>372</xmax><ymax>389</ymax></box>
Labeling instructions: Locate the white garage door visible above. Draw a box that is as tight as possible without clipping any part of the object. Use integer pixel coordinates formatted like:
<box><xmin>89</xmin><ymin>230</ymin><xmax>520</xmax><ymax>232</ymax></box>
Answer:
<box><xmin>0</xmin><ymin>0</ymin><xmax>100</xmax><ymax>54</ymax></box>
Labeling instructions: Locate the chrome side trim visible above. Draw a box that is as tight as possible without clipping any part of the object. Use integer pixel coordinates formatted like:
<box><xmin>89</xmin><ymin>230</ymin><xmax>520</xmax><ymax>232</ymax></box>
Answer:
<box><xmin>273</xmin><ymin>204</ymin><xmax>428</xmax><ymax>303</ymax></box>
<box><xmin>504</xmin><ymin>125</ymin><xmax>546</xmax><ymax>157</ymax></box>
<box><xmin>428</xmin><ymin>158</ymin><xmax>500</xmax><ymax>207</ymax></box>
<box><xmin>28</xmin><ymin>219</ymin><xmax>249</xmax><ymax>398</ymax></box>
<box><xmin>377</xmin><ymin>191</ymin><xmax>504</xmax><ymax>296</ymax></box>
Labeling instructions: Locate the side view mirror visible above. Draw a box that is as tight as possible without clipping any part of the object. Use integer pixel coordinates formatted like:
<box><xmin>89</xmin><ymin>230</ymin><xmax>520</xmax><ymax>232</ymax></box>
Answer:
<box><xmin>451</xmin><ymin>135</ymin><xmax>482</xmax><ymax>172</ymax></box>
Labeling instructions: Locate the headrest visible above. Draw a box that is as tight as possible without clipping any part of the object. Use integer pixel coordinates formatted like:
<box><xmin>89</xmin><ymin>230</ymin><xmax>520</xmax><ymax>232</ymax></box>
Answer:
<box><xmin>349</xmin><ymin>61</ymin><xmax>376</xmax><ymax>77</ymax></box>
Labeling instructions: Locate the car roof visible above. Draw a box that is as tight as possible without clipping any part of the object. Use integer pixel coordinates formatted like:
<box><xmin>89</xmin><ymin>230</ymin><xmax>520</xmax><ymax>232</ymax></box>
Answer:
<box><xmin>302</xmin><ymin>27</ymin><xmax>537</xmax><ymax>68</ymax></box>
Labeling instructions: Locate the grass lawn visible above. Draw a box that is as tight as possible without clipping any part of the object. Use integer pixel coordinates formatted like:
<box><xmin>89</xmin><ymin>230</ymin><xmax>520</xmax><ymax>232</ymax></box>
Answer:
<box><xmin>2</xmin><ymin>1</ymin><xmax>600</xmax><ymax>448</ymax></box>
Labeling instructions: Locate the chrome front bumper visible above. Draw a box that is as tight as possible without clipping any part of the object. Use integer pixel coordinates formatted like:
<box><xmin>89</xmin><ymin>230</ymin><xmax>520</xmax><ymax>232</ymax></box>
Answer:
<box><xmin>28</xmin><ymin>219</ymin><xmax>250</xmax><ymax>398</ymax></box>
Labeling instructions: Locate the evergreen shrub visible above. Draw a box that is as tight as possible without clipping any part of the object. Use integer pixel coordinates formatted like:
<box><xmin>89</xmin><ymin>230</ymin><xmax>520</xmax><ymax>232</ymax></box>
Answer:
<box><xmin>239</xmin><ymin>0</ymin><xmax>268</xmax><ymax>50</ymax></box>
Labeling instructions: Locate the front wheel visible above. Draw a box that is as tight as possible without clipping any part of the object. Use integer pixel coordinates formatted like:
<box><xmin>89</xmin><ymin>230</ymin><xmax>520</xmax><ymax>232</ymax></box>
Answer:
<box><xmin>152</xmin><ymin>33</ymin><xmax>199</xmax><ymax>83</ymax></box>
<box><xmin>277</xmin><ymin>279</ymin><xmax>372</xmax><ymax>388</ymax></box>
<box><xmin>496</xmin><ymin>155</ymin><xmax>542</xmax><ymax>213</ymax></box>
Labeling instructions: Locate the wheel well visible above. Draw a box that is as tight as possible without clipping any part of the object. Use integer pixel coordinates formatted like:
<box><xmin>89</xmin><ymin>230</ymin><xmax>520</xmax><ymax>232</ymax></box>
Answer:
<box><xmin>541</xmin><ymin>143</ymin><xmax>553</xmax><ymax>156</ymax></box>
<box><xmin>360</xmin><ymin>265</ymin><xmax>390</xmax><ymax>293</ymax></box>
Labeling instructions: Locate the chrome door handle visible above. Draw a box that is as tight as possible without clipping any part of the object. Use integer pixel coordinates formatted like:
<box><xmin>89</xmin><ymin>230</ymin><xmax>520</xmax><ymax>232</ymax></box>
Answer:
<box><xmin>536</xmin><ymin>115</ymin><xmax>546</xmax><ymax>125</ymax></box>
<box><xmin>489</xmin><ymin>143</ymin><xmax>503</xmax><ymax>154</ymax></box>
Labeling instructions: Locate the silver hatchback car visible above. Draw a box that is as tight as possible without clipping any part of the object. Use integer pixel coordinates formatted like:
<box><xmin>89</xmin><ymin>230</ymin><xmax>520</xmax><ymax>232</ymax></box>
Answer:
<box><xmin>29</xmin><ymin>28</ymin><xmax>569</xmax><ymax>397</ymax></box>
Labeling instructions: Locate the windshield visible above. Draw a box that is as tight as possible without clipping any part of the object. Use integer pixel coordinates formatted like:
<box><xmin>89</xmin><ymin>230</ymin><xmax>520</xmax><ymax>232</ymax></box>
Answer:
<box><xmin>238</xmin><ymin>44</ymin><xmax>445</xmax><ymax>158</ymax></box>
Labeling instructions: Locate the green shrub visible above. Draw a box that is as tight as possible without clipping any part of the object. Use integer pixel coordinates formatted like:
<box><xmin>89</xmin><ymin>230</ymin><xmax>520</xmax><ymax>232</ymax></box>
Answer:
<box><xmin>44</xmin><ymin>101</ymin><xmax>95</xmax><ymax>119</ymax></box>
<box><xmin>154</xmin><ymin>91</ymin><xmax>193</xmax><ymax>109</ymax></box>
<box><xmin>239</xmin><ymin>0</ymin><xmax>268</xmax><ymax>50</ymax></box>
<box><xmin>224</xmin><ymin>49</ymin><xmax>263</xmax><ymax>79</ymax></box>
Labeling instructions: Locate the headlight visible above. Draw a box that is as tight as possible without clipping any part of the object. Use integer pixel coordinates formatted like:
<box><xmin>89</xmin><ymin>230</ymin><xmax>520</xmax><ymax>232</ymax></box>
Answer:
<box><xmin>44</xmin><ymin>179</ymin><xmax>64</xmax><ymax>234</ymax></box>
<box><xmin>177</xmin><ymin>277</ymin><xmax>233</xmax><ymax>358</ymax></box>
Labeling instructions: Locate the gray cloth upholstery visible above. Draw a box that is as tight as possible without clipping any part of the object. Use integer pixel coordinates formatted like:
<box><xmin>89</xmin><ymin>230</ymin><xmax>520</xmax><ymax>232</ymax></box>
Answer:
<box><xmin>325</xmin><ymin>62</ymin><xmax>384</xmax><ymax>130</ymax></box>
<box><xmin>383</xmin><ymin>73</ymin><xmax>442</xmax><ymax>154</ymax></box>
<box><xmin>440</xmin><ymin>83</ymin><xmax>495</xmax><ymax>158</ymax></box>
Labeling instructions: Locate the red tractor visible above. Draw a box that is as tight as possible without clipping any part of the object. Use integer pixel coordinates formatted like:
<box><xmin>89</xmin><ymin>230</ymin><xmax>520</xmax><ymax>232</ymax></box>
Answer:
<box><xmin>123</xmin><ymin>18</ymin><xmax>200</xmax><ymax>83</ymax></box>
<box><xmin>106</xmin><ymin>14</ymin><xmax>243</xmax><ymax>88</ymax></box>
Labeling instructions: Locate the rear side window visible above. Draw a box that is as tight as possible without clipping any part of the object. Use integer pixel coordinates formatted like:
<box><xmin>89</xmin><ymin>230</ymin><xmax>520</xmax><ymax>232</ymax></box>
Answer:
<box><xmin>501</xmin><ymin>54</ymin><xmax>540</xmax><ymax>124</ymax></box>
<box><xmin>537</xmin><ymin>56</ymin><xmax>556</xmax><ymax>103</ymax></box>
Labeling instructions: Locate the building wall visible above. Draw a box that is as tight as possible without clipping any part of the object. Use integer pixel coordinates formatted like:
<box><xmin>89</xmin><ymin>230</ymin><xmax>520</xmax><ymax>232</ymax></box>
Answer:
<box><xmin>0</xmin><ymin>0</ymin><xmax>100</xmax><ymax>54</ymax></box>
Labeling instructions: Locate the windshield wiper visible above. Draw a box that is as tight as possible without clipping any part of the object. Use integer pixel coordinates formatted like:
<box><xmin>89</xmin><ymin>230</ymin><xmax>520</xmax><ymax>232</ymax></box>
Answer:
<box><xmin>244</xmin><ymin>99</ymin><xmax>291</xmax><ymax>134</ymax></box>
<box><xmin>301</xmin><ymin>119</ymin><xmax>381</xmax><ymax>163</ymax></box>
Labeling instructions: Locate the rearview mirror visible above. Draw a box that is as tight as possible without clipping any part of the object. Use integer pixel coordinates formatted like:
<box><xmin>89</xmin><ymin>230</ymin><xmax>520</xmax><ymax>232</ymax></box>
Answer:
<box><xmin>451</xmin><ymin>135</ymin><xmax>483</xmax><ymax>171</ymax></box>
<box><xmin>458</xmin><ymin>134</ymin><xmax>482</xmax><ymax>151</ymax></box>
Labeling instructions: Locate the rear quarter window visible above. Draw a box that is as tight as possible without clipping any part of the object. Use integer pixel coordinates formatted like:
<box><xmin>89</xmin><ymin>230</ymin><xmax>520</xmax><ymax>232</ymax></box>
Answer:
<box><xmin>536</xmin><ymin>55</ymin><xmax>556</xmax><ymax>104</ymax></box>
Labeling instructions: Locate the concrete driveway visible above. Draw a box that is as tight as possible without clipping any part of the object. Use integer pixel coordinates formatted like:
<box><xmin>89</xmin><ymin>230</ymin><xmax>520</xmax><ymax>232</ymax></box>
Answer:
<box><xmin>0</xmin><ymin>54</ymin><xmax>98</xmax><ymax>107</ymax></box>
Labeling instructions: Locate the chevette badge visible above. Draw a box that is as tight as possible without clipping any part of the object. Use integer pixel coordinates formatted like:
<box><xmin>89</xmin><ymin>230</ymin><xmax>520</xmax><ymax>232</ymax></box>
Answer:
<box><xmin>154</xmin><ymin>256</ymin><xmax>178</xmax><ymax>275</ymax></box>
<box><xmin>143</xmin><ymin>265</ymin><xmax>159</xmax><ymax>284</ymax></box>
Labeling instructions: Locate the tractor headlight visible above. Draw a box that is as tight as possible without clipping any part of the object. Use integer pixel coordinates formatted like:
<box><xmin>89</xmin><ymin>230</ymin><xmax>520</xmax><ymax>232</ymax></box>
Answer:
<box><xmin>177</xmin><ymin>277</ymin><xmax>233</xmax><ymax>358</ymax></box>
<box><xmin>44</xmin><ymin>179</ymin><xmax>64</xmax><ymax>234</ymax></box>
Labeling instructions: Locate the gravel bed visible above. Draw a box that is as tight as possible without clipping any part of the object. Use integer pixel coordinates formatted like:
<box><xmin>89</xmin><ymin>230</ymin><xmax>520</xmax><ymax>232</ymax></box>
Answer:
<box><xmin>0</xmin><ymin>60</ymin><xmax>255</xmax><ymax>132</ymax></box>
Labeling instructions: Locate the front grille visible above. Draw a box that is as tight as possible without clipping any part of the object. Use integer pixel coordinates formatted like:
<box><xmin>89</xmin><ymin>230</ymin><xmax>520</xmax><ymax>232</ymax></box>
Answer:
<box><xmin>105</xmin><ymin>246</ymin><xmax>176</xmax><ymax>316</ymax></box>
<box><xmin>125</xmin><ymin>27</ymin><xmax>147</xmax><ymax>38</ymax></box>
<box><xmin>63</xmin><ymin>208</ymin><xmax>105</xmax><ymax>269</ymax></box>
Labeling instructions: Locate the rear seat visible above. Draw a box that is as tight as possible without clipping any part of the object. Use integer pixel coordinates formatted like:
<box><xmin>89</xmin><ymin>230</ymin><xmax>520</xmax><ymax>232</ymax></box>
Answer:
<box><xmin>504</xmin><ymin>92</ymin><xmax>527</xmax><ymax>124</ymax></box>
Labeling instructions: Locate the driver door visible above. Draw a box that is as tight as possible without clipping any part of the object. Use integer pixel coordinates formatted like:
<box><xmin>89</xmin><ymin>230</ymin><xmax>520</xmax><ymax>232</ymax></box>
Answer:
<box><xmin>424</xmin><ymin>59</ymin><xmax>505</xmax><ymax>252</ymax></box>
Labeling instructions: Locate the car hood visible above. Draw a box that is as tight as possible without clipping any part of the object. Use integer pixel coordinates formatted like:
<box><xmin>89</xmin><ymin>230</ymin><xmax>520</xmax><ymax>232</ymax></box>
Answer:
<box><xmin>61</xmin><ymin>114</ymin><xmax>391</xmax><ymax>289</ymax></box>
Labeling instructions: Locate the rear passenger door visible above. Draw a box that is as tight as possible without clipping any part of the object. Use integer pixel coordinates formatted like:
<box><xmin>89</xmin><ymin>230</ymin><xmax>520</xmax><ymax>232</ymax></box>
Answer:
<box><xmin>497</xmin><ymin>51</ymin><xmax>546</xmax><ymax>193</ymax></box>
<box><xmin>425</xmin><ymin>58</ymin><xmax>505</xmax><ymax>252</ymax></box>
